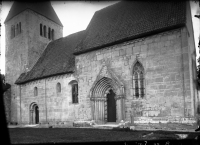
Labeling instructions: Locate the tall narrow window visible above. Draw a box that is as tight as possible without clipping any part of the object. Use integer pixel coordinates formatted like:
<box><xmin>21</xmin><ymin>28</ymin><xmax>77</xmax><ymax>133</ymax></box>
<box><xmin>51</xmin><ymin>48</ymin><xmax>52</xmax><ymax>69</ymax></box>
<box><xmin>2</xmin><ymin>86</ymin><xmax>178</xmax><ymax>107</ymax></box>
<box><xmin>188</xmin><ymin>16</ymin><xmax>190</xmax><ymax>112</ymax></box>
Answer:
<box><xmin>51</xmin><ymin>29</ymin><xmax>54</xmax><ymax>40</ymax></box>
<box><xmin>72</xmin><ymin>83</ymin><xmax>78</xmax><ymax>103</ymax></box>
<box><xmin>13</xmin><ymin>25</ymin><xmax>15</xmax><ymax>37</ymax></box>
<box><xmin>140</xmin><ymin>72</ymin><xmax>144</xmax><ymax>98</ymax></box>
<box><xmin>56</xmin><ymin>82</ymin><xmax>61</xmax><ymax>93</ymax></box>
<box><xmin>34</xmin><ymin>87</ymin><xmax>38</xmax><ymax>96</ymax></box>
<box><xmin>16</xmin><ymin>24</ymin><xmax>19</xmax><ymax>35</ymax></box>
<box><xmin>19</xmin><ymin>22</ymin><xmax>21</xmax><ymax>33</ymax></box>
<box><xmin>48</xmin><ymin>27</ymin><xmax>51</xmax><ymax>39</ymax></box>
<box><xmin>43</xmin><ymin>25</ymin><xmax>46</xmax><ymax>37</ymax></box>
<box><xmin>133</xmin><ymin>61</ymin><xmax>145</xmax><ymax>98</ymax></box>
<box><xmin>40</xmin><ymin>24</ymin><xmax>43</xmax><ymax>36</ymax></box>
<box><xmin>11</xmin><ymin>26</ymin><xmax>13</xmax><ymax>39</ymax></box>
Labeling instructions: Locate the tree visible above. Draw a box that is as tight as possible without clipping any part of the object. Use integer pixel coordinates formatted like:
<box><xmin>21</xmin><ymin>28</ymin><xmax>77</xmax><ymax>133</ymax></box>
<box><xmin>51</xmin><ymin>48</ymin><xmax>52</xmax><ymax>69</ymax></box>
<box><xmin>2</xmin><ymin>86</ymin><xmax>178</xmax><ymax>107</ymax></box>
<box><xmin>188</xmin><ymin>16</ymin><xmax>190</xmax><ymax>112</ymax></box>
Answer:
<box><xmin>1</xmin><ymin>74</ymin><xmax>11</xmax><ymax>93</ymax></box>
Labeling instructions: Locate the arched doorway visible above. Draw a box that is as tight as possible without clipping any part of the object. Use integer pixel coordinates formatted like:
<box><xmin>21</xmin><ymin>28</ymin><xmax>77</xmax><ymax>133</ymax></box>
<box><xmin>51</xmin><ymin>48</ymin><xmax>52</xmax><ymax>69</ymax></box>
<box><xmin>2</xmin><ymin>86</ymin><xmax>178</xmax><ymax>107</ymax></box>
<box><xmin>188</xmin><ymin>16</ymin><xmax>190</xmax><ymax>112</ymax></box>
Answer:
<box><xmin>90</xmin><ymin>65</ymin><xmax>125</xmax><ymax>124</ymax></box>
<box><xmin>30</xmin><ymin>103</ymin><xmax>39</xmax><ymax>124</ymax></box>
<box><xmin>107</xmin><ymin>89</ymin><xmax>116</xmax><ymax>122</ymax></box>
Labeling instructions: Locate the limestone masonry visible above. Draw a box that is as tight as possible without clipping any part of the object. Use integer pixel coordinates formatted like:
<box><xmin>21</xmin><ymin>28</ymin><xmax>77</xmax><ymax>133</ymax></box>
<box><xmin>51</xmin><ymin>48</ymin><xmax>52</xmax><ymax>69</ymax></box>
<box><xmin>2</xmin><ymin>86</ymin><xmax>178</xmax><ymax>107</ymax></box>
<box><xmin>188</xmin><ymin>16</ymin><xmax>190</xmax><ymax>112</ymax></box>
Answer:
<box><xmin>4</xmin><ymin>1</ymin><xmax>199</xmax><ymax>126</ymax></box>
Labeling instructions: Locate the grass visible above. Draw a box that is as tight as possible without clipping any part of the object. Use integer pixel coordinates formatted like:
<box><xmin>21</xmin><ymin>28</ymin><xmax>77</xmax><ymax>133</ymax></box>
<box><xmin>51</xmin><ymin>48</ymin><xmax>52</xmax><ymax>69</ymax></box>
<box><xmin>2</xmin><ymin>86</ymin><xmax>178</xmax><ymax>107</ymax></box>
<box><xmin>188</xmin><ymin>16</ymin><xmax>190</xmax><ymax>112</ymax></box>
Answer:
<box><xmin>8</xmin><ymin>128</ymin><xmax>200</xmax><ymax>144</ymax></box>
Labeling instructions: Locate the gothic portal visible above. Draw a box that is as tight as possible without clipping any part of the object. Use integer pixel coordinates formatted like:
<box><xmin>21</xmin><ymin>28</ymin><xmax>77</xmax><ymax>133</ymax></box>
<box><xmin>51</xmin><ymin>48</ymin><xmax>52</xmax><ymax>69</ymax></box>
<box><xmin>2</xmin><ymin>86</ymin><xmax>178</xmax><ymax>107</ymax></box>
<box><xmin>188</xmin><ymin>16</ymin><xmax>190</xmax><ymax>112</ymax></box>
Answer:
<box><xmin>90</xmin><ymin>65</ymin><xmax>125</xmax><ymax>124</ymax></box>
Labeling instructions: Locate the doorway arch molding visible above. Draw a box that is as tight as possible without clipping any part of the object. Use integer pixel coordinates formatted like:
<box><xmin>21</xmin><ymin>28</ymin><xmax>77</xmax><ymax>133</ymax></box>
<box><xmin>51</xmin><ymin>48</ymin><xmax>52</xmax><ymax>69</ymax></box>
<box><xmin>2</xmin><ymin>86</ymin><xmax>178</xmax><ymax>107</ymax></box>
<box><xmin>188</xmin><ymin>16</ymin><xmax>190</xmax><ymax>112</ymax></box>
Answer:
<box><xmin>89</xmin><ymin>65</ymin><xmax>125</xmax><ymax>123</ymax></box>
<box><xmin>29</xmin><ymin>102</ymin><xmax>39</xmax><ymax>124</ymax></box>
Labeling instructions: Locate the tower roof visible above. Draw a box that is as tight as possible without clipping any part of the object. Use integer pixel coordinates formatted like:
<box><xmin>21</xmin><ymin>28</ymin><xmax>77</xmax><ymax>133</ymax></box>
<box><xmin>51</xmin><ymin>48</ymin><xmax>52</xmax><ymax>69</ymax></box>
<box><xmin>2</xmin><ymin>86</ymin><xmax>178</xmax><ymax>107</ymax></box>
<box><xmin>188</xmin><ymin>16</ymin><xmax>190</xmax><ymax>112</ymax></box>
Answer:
<box><xmin>4</xmin><ymin>1</ymin><xmax>63</xmax><ymax>26</ymax></box>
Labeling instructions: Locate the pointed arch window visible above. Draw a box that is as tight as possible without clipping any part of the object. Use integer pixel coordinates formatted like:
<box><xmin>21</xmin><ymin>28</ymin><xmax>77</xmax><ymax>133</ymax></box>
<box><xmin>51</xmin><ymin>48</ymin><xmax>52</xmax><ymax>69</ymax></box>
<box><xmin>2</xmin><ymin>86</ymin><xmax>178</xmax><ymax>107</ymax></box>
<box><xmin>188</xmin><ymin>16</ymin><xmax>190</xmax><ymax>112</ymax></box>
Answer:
<box><xmin>133</xmin><ymin>61</ymin><xmax>145</xmax><ymax>98</ymax></box>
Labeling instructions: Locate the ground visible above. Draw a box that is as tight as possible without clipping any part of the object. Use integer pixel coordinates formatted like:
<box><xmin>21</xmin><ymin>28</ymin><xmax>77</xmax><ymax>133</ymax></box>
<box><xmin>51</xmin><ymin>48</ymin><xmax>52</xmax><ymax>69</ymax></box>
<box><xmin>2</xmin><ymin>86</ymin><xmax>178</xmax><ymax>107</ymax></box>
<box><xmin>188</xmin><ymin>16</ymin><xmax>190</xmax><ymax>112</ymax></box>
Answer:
<box><xmin>8</xmin><ymin>128</ymin><xmax>200</xmax><ymax>144</ymax></box>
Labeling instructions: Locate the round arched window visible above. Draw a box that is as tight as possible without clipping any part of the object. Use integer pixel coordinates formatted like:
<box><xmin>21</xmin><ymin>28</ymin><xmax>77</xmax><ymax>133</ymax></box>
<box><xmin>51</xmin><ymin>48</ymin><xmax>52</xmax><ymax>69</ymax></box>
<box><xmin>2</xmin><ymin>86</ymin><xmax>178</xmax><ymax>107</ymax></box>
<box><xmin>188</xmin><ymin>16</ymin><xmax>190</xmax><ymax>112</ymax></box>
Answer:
<box><xmin>34</xmin><ymin>87</ymin><xmax>38</xmax><ymax>96</ymax></box>
<box><xmin>56</xmin><ymin>82</ymin><xmax>61</xmax><ymax>93</ymax></box>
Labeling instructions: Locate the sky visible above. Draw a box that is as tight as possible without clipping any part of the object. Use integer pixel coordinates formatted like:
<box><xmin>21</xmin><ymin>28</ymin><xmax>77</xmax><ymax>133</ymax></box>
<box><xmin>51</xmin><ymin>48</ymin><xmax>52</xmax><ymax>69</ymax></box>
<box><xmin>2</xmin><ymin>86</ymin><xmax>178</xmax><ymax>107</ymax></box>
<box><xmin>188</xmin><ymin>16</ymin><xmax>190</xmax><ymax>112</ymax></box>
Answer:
<box><xmin>0</xmin><ymin>1</ymin><xmax>199</xmax><ymax>75</ymax></box>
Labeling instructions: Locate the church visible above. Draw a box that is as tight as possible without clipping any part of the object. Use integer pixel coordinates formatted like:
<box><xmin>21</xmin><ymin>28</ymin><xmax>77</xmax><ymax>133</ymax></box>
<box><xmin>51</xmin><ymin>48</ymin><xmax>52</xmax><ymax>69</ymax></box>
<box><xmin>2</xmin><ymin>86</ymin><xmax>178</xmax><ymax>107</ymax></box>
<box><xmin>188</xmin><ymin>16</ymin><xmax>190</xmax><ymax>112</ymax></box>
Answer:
<box><xmin>4</xmin><ymin>1</ymin><xmax>199</xmax><ymax>126</ymax></box>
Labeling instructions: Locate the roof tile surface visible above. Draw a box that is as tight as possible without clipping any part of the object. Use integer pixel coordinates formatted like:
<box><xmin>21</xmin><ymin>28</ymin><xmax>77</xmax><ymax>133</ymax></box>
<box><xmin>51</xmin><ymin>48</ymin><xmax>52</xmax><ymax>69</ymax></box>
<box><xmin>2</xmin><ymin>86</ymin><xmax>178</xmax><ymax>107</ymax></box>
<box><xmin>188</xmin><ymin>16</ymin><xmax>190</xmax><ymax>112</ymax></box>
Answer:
<box><xmin>74</xmin><ymin>1</ymin><xmax>186</xmax><ymax>53</ymax></box>
<box><xmin>15</xmin><ymin>30</ymin><xmax>85</xmax><ymax>84</ymax></box>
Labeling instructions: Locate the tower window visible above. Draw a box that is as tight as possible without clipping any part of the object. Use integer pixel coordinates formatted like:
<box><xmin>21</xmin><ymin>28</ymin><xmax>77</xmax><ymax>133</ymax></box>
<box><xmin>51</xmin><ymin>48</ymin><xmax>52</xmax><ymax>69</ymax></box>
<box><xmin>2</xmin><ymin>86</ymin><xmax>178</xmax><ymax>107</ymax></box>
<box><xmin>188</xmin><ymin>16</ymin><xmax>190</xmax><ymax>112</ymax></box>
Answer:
<box><xmin>51</xmin><ymin>29</ymin><xmax>54</xmax><ymax>40</ymax></box>
<box><xmin>19</xmin><ymin>22</ymin><xmax>21</xmax><ymax>33</ymax></box>
<box><xmin>11</xmin><ymin>26</ymin><xmax>14</xmax><ymax>39</ymax></box>
<box><xmin>133</xmin><ymin>61</ymin><xmax>145</xmax><ymax>98</ymax></box>
<box><xmin>48</xmin><ymin>27</ymin><xmax>51</xmax><ymax>39</ymax></box>
<box><xmin>40</xmin><ymin>24</ymin><xmax>43</xmax><ymax>36</ymax></box>
<box><xmin>13</xmin><ymin>25</ymin><xmax>15</xmax><ymax>37</ymax></box>
<box><xmin>11</xmin><ymin>22</ymin><xmax>21</xmax><ymax>39</ymax></box>
<box><xmin>16</xmin><ymin>24</ymin><xmax>19</xmax><ymax>35</ymax></box>
<box><xmin>43</xmin><ymin>25</ymin><xmax>46</xmax><ymax>37</ymax></box>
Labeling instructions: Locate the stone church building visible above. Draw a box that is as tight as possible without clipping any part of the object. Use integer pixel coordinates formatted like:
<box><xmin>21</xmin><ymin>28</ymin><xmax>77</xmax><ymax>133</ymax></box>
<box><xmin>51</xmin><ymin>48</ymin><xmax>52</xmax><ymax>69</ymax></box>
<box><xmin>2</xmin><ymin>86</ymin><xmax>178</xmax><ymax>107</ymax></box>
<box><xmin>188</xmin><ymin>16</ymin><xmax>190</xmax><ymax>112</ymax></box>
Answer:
<box><xmin>5</xmin><ymin>1</ymin><xmax>199</xmax><ymax>125</ymax></box>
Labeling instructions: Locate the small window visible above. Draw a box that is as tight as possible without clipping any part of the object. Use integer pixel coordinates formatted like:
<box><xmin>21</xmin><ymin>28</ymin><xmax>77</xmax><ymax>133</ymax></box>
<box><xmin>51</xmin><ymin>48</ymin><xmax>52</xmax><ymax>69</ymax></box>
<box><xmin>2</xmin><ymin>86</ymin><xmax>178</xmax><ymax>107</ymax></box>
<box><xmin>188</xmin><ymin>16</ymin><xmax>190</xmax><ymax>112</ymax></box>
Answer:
<box><xmin>72</xmin><ymin>84</ymin><xmax>78</xmax><ymax>103</ymax></box>
<box><xmin>13</xmin><ymin>25</ymin><xmax>15</xmax><ymax>37</ymax></box>
<box><xmin>16</xmin><ymin>24</ymin><xmax>19</xmax><ymax>35</ymax></box>
<box><xmin>48</xmin><ymin>27</ymin><xmax>51</xmax><ymax>39</ymax></box>
<box><xmin>51</xmin><ymin>29</ymin><xmax>54</xmax><ymax>40</ymax></box>
<box><xmin>19</xmin><ymin>22</ymin><xmax>21</xmax><ymax>33</ymax></box>
<box><xmin>56</xmin><ymin>82</ymin><xmax>61</xmax><ymax>93</ymax></box>
<box><xmin>40</xmin><ymin>24</ymin><xmax>43</xmax><ymax>36</ymax></box>
<box><xmin>43</xmin><ymin>25</ymin><xmax>46</xmax><ymax>37</ymax></box>
<box><xmin>11</xmin><ymin>26</ymin><xmax>13</xmax><ymax>39</ymax></box>
<box><xmin>34</xmin><ymin>87</ymin><xmax>38</xmax><ymax>96</ymax></box>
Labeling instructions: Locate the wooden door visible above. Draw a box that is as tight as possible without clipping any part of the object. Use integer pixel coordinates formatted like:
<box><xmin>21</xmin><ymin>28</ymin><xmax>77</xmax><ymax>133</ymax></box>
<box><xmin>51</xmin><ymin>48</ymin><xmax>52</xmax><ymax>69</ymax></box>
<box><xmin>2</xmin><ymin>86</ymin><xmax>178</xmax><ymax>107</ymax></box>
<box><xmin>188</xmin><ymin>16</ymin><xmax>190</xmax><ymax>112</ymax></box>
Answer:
<box><xmin>107</xmin><ymin>89</ymin><xmax>116</xmax><ymax>122</ymax></box>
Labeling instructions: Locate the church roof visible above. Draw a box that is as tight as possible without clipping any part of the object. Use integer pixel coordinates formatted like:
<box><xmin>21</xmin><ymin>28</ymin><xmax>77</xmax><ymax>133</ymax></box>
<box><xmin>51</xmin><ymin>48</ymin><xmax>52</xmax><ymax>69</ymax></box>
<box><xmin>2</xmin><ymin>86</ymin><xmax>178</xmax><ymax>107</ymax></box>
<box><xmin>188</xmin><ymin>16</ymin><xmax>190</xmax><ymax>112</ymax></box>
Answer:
<box><xmin>4</xmin><ymin>1</ymin><xmax>63</xmax><ymax>26</ymax></box>
<box><xmin>15</xmin><ymin>30</ymin><xmax>85</xmax><ymax>84</ymax></box>
<box><xmin>15</xmin><ymin>1</ymin><xmax>187</xmax><ymax>84</ymax></box>
<box><xmin>74</xmin><ymin>1</ymin><xmax>186</xmax><ymax>54</ymax></box>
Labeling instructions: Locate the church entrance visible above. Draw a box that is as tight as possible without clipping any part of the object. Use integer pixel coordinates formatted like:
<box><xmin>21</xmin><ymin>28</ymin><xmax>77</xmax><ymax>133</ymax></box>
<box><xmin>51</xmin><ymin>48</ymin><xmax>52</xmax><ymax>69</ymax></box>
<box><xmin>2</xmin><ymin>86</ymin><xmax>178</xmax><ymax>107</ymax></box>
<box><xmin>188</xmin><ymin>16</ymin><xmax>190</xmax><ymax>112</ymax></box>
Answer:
<box><xmin>90</xmin><ymin>66</ymin><xmax>125</xmax><ymax>124</ymax></box>
<box><xmin>30</xmin><ymin>103</ymin><xmax>39</xmax><ymax>124</ymax></box>
<box><xmin>107</xmin><ymin>89</ymin><xmax>116</xmax><ymax>122</ymax></box>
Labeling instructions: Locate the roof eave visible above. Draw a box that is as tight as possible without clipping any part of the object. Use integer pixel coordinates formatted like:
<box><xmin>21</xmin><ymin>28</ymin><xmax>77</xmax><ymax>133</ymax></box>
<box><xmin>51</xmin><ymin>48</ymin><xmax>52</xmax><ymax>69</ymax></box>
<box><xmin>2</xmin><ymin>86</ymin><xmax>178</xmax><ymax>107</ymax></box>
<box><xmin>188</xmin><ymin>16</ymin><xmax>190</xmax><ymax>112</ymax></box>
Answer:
<box><xmin>74</xmin><ymin>23</ymin><xmax>186</xmax><ymax>55</ymax></box>
<box><xmin>15</xmin><ymin>71</ymin><xmax>74</xmax><ymax>85</ymax></box>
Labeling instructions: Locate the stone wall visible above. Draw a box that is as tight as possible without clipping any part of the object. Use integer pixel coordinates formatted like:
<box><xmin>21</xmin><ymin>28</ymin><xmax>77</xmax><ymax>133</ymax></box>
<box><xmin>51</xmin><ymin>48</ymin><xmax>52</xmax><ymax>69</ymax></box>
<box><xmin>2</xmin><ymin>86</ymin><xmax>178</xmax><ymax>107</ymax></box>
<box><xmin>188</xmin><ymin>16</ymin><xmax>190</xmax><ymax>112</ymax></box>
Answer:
<box><xmin>19</xmin><ymin>74</ymin><xmax>84</xmax><ymax>125</ymax></box>
<box><xmin>5</xmin><ymin>9</ymin><xmax>63</xmax><ymax>123</ymax></box>
<box><xmin>75</xmin><ymin>27</ymin><xmax>196</xmax><ymax>124</ymax></box>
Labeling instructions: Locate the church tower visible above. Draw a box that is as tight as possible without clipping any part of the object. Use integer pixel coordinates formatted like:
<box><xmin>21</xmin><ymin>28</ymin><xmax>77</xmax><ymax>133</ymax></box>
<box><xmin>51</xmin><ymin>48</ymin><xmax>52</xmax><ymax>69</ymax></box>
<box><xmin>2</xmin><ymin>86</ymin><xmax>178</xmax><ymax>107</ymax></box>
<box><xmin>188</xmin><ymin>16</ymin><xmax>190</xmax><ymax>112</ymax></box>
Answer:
<box><xmin>4</xmin><ymin>1</ymin><xmax>63</xmax><ymax>123</ymax></box>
